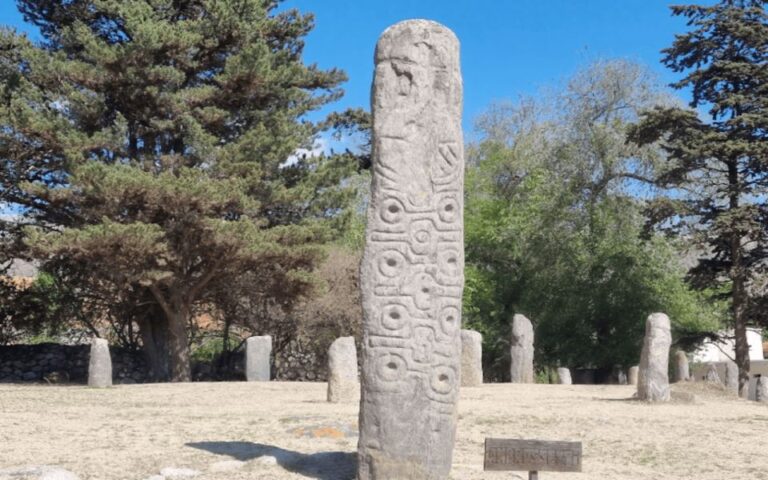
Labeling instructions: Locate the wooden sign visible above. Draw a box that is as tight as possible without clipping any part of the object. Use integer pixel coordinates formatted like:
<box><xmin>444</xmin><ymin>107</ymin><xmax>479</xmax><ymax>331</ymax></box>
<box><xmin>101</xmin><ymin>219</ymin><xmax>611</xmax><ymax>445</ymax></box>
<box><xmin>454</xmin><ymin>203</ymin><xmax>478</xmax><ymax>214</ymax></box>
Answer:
<box><xmin>484</xmin><ymin>438</ymin><xmax>582</xmax><ymax>473</ymax></box>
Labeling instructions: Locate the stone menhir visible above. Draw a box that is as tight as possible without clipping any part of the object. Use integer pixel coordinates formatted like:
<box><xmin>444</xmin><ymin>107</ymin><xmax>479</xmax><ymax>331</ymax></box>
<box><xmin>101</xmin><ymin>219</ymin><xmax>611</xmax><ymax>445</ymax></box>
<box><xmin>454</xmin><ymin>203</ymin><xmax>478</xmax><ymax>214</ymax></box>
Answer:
<box><xmin>756</xmin><ymin>375</ymin><xmax>768</xmax><ymax>403</ymax></box>
<box><xmin>557</xmin><ymin>367</ymin><xmax>572</xmax><ymax>385</ymax></box>
<box><xmin>628</xmin><ymin>365</ymin><xmax>639</xmax><ymax>386</ymax></box>
<box><xmin>673</xmin><ymin>350</ymin><xmax>690</xmax><ymax>383</ymax></box>
<box><xmin>327</xmin><ymin>337</ymin><xmax>358</xmax><ymax>403</ymax></box>
<box><xmin>246</xmin><ymin>336</ymin><xmax>272</xmax><ymax>382</ymax></box>
<box><xmin>705</xmin><ymin>363</ymin><xmax>721</xmax><ymax>383</ymax></box>
<box><xmin>358</xmin><ymin>19</ymin><xmax>464</xmax><ymax>480</ymax></box>
<box><xmin>88</xmin><ymin>337</ymin><xmax>112</xmax><ymax>388</ymax></box>
<box><xmin>510</xmin><ymin>314</ymin><xmax>534</xmax><ymax>383</ymax></box>
<box><xmin>724</xmin><ymin>361</ymin><xmax>739</xmax><ymax>395</ymax></box>
<box><xmin>637</xmin><ymin>313</ymin><xmax>671</xmax><ymax>402</ymax></box>
<box><xmin>460</xmin><ymin>330</ymin><xmax>483</xmax><ymax>387</ymax></box>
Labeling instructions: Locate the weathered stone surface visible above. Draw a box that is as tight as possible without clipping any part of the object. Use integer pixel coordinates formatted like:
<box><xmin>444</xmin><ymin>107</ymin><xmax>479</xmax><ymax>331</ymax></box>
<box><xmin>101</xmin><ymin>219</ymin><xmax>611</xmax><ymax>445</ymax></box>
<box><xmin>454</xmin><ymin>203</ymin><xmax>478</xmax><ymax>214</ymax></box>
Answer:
<box><xmin>557</xmin><ymin>367</ymin><xmax>572</xmax><ymax>385</ymax></box>
<box><xmin>756</xmin><ymin>376</ymin><xmax>768</xmax><ymax>403</ymax></box>
<box><xmin>358</xmin><ymin>19</ymin><xmax>464</xmax><ymax>480</ymax></box>
<box><xmin>673</xmin><ymin>350</ymin><xmax>690</xmax><ymax>383</ymax></box>
<box><xmin>724</xmin><ymin>361</ymin><xmax>739</xmax><ymax>395</ymax></box>
<box><xmin>637</xmin><ymin>313</ymin><xmax>671</xmax><ymax>402</ymax></box>
<box><xmin>87</xmin><ymin>338</ymin><xmax>112</xmax><ymax>388</ymax></box>
<box><xmin>705</xmin><ymin>363</ymin><xmax>721</xmax><ymax>383</ymax></box>
<box><xmin>510</xmin><ymin>314</ymin><xmax>534</xmax><ymax>383</ymax></box>
<box><xmin>246</xmin><ymin>336</ymin><xmax>272</xmax><ymax>382</ymax></box>
<box><xmin>460</xmin><ymin>330</ymin><xmax>483</xmax><ymax>387</ymax></box>
<box><xmin>628</xmin><ymin>365</ymin><xmax>639</xmax><ymax>386</ymax></box>
<box><xmin>327</xmin><ymin>336</ymin><xmax>358</xmax><ymax>403</ymax></box>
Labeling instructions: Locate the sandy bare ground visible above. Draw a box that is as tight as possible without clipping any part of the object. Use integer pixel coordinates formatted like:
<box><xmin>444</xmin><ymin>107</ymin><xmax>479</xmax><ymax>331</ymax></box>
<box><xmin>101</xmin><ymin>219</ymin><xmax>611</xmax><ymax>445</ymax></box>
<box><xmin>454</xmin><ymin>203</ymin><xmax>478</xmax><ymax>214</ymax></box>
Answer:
<box><xmin>1</xmin><ymin>381</ymin><xmax>767</xmax><ymax>480</ymax></box>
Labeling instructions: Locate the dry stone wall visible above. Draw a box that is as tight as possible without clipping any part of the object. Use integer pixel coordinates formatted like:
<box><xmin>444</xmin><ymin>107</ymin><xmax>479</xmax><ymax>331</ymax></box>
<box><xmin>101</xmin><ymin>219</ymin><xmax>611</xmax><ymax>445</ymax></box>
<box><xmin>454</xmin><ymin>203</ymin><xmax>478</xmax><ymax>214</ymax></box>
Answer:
<box><xmin>0</xmin><ymin>343</ymin><xmax>146</xmax><ymax>384</ymax></box>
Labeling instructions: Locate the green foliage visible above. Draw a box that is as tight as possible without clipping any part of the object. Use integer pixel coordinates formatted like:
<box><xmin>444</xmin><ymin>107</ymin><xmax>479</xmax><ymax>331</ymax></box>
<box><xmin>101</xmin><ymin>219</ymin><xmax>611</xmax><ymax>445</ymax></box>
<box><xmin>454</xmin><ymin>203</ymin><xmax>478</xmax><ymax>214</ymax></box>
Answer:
<box><xmin>0</xmin><ymin>0</ymin><xmax>364</xmax><ymax>380</ymax></box>
<box><xmin>628</xmin><ymin>0</ymin><xmax>768</xmax><ymax>390</ymax></box>
<box><xmin>464</xmin><ymin>60</ymin><xmax>722</xmax><ymax>379</ymax></box>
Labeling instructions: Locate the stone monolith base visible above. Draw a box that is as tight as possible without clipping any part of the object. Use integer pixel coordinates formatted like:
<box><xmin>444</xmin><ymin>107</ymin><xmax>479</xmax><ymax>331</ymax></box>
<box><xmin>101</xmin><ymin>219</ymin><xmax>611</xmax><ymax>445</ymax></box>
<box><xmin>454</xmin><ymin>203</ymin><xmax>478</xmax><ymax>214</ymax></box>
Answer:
<box><xmin>460</xmin><ymin>330</ymin><xmax>483</xmax><ymax>387</ymax></box>
<box><xmin>510</xmin><ymin>314</ymin><xmax>534</xmax><ymax>383</ymax></box>
<box><xmin>246</xmin><ymin>336</ymin><xmax>272</xmax><ymax>382</ymax></box>
<box><xmin>327</xmin><ymin>337</ymin><xmax>358</xmax><ymax>403</ymax></box>
<box><xmin>88</xmin><ymin>338</ymin><xmax>112</xmax><ymax>388</ymax></box>
<box><xmin>358</xmin><ymin>19</ymin><xmax>464</xmax><ymax>480</ymax></box>
<box><xmin>637</xmin><ymin>313</ymin><xmax>671</xmax><ymax>402</ymax></box>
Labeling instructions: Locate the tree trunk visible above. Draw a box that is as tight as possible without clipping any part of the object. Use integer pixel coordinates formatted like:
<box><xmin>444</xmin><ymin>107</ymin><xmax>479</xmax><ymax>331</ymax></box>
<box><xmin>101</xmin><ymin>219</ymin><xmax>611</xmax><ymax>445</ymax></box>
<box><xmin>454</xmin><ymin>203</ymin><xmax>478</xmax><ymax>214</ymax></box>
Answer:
<box><xmin>732</xmin><ymin>272</ymin><xmax>751</xmax><ymax>398</ymax></box>
<box><xmin>167</xmin><ymin>294</ymin><xmax>192</xmax><ymax>382</ymax></box>
<box><xmin>728</xmin><ymin>161</ymin><xmax>750</xmax><ymax>397</ymax></box>
<box><xmin>138</xmin><ymin>313</ymin><xmax>171</xmax><ymax>382</ymax></box>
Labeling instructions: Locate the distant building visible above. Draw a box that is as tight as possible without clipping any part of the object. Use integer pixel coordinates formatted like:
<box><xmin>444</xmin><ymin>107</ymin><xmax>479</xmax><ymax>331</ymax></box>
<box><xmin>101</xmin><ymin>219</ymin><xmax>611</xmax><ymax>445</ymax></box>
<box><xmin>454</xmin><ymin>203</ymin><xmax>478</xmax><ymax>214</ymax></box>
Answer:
<box><xmin>691</xmin><ymin>328</ymin><xmax>765</xmax><ymax>363</ymax></box>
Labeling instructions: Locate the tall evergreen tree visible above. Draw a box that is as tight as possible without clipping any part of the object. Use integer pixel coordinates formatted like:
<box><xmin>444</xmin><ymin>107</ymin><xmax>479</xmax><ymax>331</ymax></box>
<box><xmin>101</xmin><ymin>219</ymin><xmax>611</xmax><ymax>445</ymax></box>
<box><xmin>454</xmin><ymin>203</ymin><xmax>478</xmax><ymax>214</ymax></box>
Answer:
<box><xmin>629</xmin><ymin>0</ymin><xmax>768</xmax><ymax>396</ymax></box>
<box><xmin>0</xmin><ymin>0</ymin><xmax>359</xmax><ymax>381</ymax></box>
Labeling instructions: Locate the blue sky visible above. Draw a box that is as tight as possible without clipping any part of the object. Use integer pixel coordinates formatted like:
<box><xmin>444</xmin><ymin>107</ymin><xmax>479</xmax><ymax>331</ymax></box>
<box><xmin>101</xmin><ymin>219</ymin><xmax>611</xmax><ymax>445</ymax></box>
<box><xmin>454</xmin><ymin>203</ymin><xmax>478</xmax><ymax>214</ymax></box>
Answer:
<box><xmin>1</xmin><ymin>0</ymin><xmax>696</xmax><ymax>139</ymax></box>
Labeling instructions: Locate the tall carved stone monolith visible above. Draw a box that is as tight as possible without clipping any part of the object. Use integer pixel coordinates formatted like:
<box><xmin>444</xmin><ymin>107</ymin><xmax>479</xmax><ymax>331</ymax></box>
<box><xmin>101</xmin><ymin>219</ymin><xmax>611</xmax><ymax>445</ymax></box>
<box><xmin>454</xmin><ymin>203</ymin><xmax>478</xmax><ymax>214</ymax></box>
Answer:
<box><xmin>673</xmin><ymin>350</ymin><xmax>690</xmax><ymax>383</ymax></box>
<box><xmin>327</xmin><ymin>336</ymin><xmax>358</xmax><ymax>403</ymax></box>
<box><xmin>557</xmin><ymin>367</ymin><xmax>572</xmax><ymax>385</ymax></box>
<box><xmin>460</xmin><ymin>330</ymin><xmax>483</xmax><ymax>387</ymax></box>
<box><xmin>510</xmin><ymin>314</ymin><xmax>534</xmax><ymax>383</ymax></box>
<box><xmin>358</xmin><ymin>19</ymin><xmax>464</xmax><ymax>480</ymax></box>
<box><xmin>246</xmin><ymin>335</ymin><xmax>271</xmax><ymax>382</ymax></box>
<box><xmin>637</xmin><ymin>313</ymin><xmax>671</xmax><ymax>402</ymax></box>
<box><xmin>628</xmin><ymin>365</ymin><xmax>639</xmax><ymax>386</ymax></box>
<box><xmin>88</xmin><ymin>337</ymin><xmax>112</xmax><ymax>388</ymax></box>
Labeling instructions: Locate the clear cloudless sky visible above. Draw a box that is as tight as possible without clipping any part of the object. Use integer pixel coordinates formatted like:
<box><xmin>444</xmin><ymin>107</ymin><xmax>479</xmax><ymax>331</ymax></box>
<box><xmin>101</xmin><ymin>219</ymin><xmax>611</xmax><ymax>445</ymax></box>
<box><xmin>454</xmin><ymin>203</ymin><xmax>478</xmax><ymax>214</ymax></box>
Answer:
<box><xmin>0</xmin><ymin>0</ymin><xmax>703</xmax><ymax>140</ymax></box>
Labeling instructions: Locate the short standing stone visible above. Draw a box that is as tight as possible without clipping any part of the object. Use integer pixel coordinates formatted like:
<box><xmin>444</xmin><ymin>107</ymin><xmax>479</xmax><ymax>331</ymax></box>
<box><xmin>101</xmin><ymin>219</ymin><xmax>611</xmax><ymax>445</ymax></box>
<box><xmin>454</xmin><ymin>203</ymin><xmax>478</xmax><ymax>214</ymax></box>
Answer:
<box><xmin>88</xmin><ymin>338</ymin><xmax>112</xmax><ymax>388</ymax></box>
<box><xmin>327</xmin><ymin>337</ymin><xmax>358</xmax><ymax>403</ymax></box>
<box><xmin>557</xmin><ymin>367</ymin><xmax>572</xmax><ymax>385</ymax></box>
<box><xmin>756</xmin><ymin>376</ymin><xmax>768</xmax><ymax>403</ymax></box>
<box><xmin>460</xmin><ymin>330</ymin><xmax>483</xmax><ymax>387</ymax></box>
<box><xmin>637</xmin><ymin>313</ymin><xmax>671</xmax><ymax>402</ymax></box>
<box><xmin>510</xmin><ymin>314</ymin><xmax>534</xmax><ymax>383</ymax></box>
<box><xmin>628</xmin><ymin>366</ymin><xmax>639</xmax><ymax>386</ymax></box>
<box><xmin>704</xmin><ymin>363</ymin><xmax>721</xmax><ymax>383</ymax></box>
<box><xmin>724</xmin><ymin>361</ymin><xmax>739</xmax><ymax>395</ymax></box>
<box><xmin>358</xmin><ymin>19</ymin><xmax>464</xmax><ymax>480</ymax></box>
<box><xmin>246</xmin><ymin>336</ymin><xmax>272</xmax><ymax>382</ymax></box>
<box><xmin>673</xmin><ymin>350</ymin><xmax>690</xmax><ymax>383</ymax></box>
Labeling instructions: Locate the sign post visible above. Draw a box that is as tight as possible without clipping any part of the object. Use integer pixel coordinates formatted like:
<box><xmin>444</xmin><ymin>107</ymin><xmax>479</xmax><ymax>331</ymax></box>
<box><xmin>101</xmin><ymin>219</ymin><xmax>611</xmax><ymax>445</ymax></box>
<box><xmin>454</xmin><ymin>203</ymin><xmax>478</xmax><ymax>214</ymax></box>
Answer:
<box><xmin>484</xmin><ymin>438</ymin><xmax>582</xmax><ymax>479</ymax></box>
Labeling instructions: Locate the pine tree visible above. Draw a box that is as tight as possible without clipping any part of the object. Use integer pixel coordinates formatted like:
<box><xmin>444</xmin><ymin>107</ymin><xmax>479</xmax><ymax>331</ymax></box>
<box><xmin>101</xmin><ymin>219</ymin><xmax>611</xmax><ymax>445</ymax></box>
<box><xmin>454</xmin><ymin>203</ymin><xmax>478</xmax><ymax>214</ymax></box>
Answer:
<box><xmin>0</xmin><ymin>0</ymin><xmax>359</xmax><ymax>381</ymax></box>
<box><xmin>629</xmin><ymin>0</ymin><xmax>768</xmax><ymax>396</ymax></box>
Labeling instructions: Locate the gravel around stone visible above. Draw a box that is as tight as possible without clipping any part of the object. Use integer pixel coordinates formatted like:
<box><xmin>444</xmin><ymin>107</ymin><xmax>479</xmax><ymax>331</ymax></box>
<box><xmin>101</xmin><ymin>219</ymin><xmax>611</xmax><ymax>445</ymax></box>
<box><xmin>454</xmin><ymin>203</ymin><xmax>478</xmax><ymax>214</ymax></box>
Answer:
<box><xmin>1</xmin><ymin>381</ymin><xmax>767</xmax><ymax>479</ymax></box>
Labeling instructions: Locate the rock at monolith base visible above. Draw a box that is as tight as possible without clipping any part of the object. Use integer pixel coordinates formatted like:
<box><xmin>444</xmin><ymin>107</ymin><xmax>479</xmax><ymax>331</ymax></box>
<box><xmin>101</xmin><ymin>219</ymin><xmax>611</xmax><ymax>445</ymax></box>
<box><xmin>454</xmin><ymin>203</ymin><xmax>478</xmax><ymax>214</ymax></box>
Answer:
<box><xmin>460</xmin><ymin>330</ymin><xmax>483</xmax><ymax>387</ymax></box>
<box><xmin>637</xmin><ymin>313</ymin><xmax>671</xmax><ymax>402</ymax></box>
<box><xmin>557</xmin><ymin>367</ymin><xmax>572</xmax><ymax>385</ymax></box>
<box><xmin>246</xmin><ymin>336</ymin><xmax>271</xmax><ymax>382</ymax></box>
<box><xmin>357</xmin><ymin>19</ymin><xmax>464</xmax><ymax>480</ymax></box>
<box><xmin>327</xmin><ymin>337</ymin><xmax>358</xmax><ymax>403</ymax></box>
<box><xmin>673</xmin><ymin>350</ymin><xmax>690</xmax><ymax>383</ymax></box>
<box><xmin>88</xmin><ymin>338</ymin><xmax>112</xmax><ymax>388</ymax></box>
<box><xmin>705</xmin><ymin>363</ymin><xmax>721</xmax><ymax>383</ymax></box>
<box><xmin>510</xmin><ymin>314</ymin><xmax>534</xmax><ymax>383</ymax></box>
<box><xmin>724</xmin><ymin>361</ymin><xmax>739</xmax><ymax>395</ymax></box>
<box><xmin>628</xmin><ymin>365</ymin><xmax>639</xmax><ymax>386</ymax></box>
<box><xmin>756</xmin><ymin>376</ymin><xmax>768</xmax><ymax>403</ymax></box>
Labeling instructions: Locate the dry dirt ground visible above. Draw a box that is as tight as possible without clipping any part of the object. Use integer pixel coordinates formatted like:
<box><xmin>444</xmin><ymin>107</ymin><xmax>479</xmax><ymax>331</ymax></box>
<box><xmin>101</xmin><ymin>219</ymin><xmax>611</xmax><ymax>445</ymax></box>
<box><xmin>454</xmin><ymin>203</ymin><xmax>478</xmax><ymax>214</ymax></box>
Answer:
<box><xmin>1</xmin><ymin>381</ymin><xmax>767</xmax><ymax>480</ymax></box>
